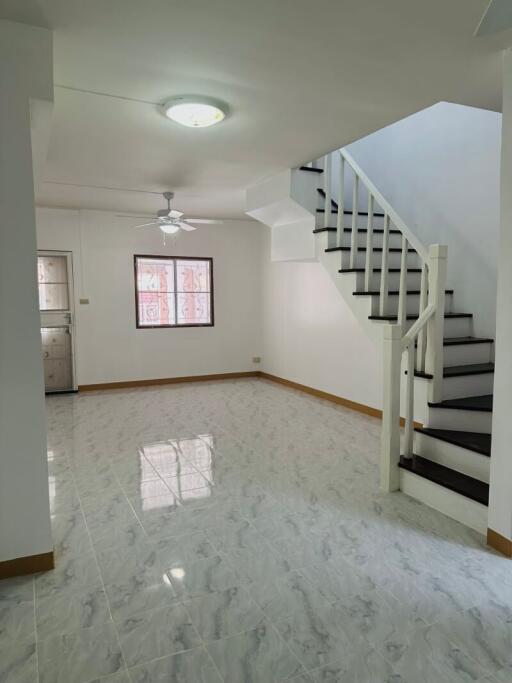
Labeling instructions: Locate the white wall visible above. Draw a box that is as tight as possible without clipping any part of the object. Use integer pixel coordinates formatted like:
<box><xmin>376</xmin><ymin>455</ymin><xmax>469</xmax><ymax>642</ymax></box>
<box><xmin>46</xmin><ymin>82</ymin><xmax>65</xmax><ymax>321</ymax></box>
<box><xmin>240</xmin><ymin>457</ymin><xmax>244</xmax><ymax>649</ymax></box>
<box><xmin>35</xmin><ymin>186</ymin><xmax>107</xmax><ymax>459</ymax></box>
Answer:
<box><xmin>489</xmin><ymin>50</ymin><xmax>512</xmax><ymax>543</ymax></box>
<box><xmin>345</xmin><ymin>102</ymin><xmax>501</xmax><ymax>339</ymax></box>
<box><xmin>36</xmin><ymin>208</ymin><xmax>263</xmax><ymax>385</ymax></box>
<box><xmin>260</xmin><ymin>227</ymin><xmax>381</xmax><ymax>409</ymax></box>
<box><xmin>0</xmin><ymin>21</ymin><xmax>53</xmax><ymax>563</ymax></box>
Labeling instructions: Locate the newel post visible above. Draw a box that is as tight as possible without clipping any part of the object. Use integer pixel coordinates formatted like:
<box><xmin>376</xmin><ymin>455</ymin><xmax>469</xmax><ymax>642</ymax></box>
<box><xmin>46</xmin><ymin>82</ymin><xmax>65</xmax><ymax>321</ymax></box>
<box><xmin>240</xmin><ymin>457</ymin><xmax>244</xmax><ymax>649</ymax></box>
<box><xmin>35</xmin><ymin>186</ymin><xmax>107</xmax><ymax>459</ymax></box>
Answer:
<box><xmin>381</xmin><ymin>324</ymin><xmax>402</xmax><ymax>492</ymax></box>
<box><xmin>425</xmin><ymin>244</ymin><xmax>448</xmax><ymax>403</ymax></box>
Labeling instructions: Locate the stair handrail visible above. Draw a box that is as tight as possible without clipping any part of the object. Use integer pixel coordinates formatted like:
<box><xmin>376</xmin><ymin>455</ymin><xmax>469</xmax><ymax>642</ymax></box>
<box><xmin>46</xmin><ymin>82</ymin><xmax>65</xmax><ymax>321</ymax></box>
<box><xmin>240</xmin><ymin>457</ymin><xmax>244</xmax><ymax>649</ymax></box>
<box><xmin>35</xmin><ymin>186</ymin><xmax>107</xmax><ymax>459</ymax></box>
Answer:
<box><xmin>339</xmin><ymin>149</ymin><xmax>428</xmax><ymax>262</ymax></box>
<box><xmin>317</xmin><ymin>150</ymin><xmax>447</xmax><ymax>494</ymax></box>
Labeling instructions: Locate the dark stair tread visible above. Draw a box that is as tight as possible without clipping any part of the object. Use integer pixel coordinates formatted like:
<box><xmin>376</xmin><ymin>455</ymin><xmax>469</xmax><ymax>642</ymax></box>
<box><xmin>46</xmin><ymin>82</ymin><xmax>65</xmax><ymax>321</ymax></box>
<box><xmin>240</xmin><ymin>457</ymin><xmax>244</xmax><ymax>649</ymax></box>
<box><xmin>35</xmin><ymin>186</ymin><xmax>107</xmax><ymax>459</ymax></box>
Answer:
<box><xmin>316</xmin><ymin>189</ymin><xmax>386</xmax><ymax>217</ymax></box>
<box><xmin>320</xmin><ymin>228</ymin><xmax>402</xmax><ymax>236</ymax></box>
<box><xmin>442</xmin><ymin>336</ymin><xmax>494</xmax><ymax>346</ymax></box>
<box><xmin>344</xmin><ymin>227</ymin><xmax>402</xmax><ymax>235</ymax></box>
<box><xmin>353</xmin><ymin>289</ymin><xmax>453</xmax><ymax>296</ymax></box>
<box><xmin>340</xmin><ymin>268</ymin><xmax>422</xmax><ymax>274</ymax></box>
<box><xmin>369</xmin><ymin>312</ymin><xmax>472</xmax><ymax>321</ymax></box>
<box><xmin>413</xmin><ymin>362</ymin><xmax>494</xmax><ymax>380</ymax></box>
<box><xmin>318</xmin><ymin>208</ymin><xmax>386</xmax><ymax>217</ymax></box>
<box><xmin>299</xmin><ymin>166</ymin><xmax>323</xmax><ymax>173</ymax></box>
<box><xmin>399</xmin><ymin>454</ymin><xmax>489</xmax><ymax>505</ymax></box>
<box><xmin>428</xmin><ymin>395</ymin><xmax>493</xmax><ymax>412</ymax></box>
<box><xmin>415</xmin><ymin>427</ymin><xmax>491</xmax><ymax>457</ymax></box>
<box><xmin>338</xmin><ymin>246</ymin><xmax>416</xmax><ymax>253</ymax></box>
<box><xmin>313</xmin><ymin>228</ymin><xmax>337</xmax><ymax>234</ymax></box>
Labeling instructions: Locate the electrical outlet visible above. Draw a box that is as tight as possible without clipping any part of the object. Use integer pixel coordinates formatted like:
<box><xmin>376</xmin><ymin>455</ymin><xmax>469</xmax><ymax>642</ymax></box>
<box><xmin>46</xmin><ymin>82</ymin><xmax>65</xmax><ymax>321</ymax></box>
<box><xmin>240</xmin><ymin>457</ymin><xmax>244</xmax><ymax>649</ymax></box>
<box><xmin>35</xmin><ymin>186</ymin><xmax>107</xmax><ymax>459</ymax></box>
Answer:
<box><xmin>252</xmin><ymin>356</ymin><xmax>261</xmax><ymax>363</ymax></box>
<box><xmin>79</xmin><ymin>298</ymin><xmax>90</xmax><ymax>304</ymax></box>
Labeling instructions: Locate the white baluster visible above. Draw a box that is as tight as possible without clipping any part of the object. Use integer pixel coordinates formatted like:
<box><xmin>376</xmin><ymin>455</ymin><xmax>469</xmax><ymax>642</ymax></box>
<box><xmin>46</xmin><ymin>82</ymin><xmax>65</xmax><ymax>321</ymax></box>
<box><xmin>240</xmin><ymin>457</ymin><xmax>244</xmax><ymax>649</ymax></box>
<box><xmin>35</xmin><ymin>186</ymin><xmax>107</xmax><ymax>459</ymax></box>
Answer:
<box><xmin>416</xmin><ymin>263</ymin><xmax>428</xmax><ymax>372</ymax></box>
<box><xmin>337</xmin><ymin>154</ymin><xmax>345</xmax><ymax>248</ymax></box>
<box><xmin>397</xmin><ymin>234</ymin><xmax>408</xmax><ymax>327</ymax></box>
<box><xmin>379</xmin><ymin>214</ymin><xmax>390</xmax><ymax>316</ymax></box>
<box><xmin>381</xmin><ymin>324</ymin><xmax>402</xmax><ymax>492</ymax></box>
<box><xmin>349</xmin><ymin>174</ymin><xmax>359</xmax><ymax>268</ymax></box>
<box><xmin>425</xmin><ymin>244</ymin><xmax>448</xmax><ymax>403</ymax></box>
<box><xmin>403</xmin><ymin>342</ymin><xmax>415</xmax><ymax>457</ymax></box>
<box><xmin>324</xmin><ymin>154</ymin><xmax>332</xmax><ymax>229</ymax></box>
<box><xmin>364</xmin><ymin>194</ymin><xmax>374</xmax><ymax>291</ymax></box>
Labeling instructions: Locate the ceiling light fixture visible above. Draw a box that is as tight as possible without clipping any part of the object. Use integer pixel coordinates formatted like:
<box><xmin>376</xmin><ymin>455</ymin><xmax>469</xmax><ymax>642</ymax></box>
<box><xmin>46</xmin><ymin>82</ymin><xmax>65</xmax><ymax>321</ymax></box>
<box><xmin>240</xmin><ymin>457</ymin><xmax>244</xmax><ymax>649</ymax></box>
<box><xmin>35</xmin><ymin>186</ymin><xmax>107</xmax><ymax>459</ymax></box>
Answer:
<box><xmin>163</xmin><ymin>96</ymin><xmax>227</xmax><ymax>128</ymax></box>
<box><xmin>159</xmin><ymin>223</ymin><xmax>180</xmax><ymax>234</ymax></box>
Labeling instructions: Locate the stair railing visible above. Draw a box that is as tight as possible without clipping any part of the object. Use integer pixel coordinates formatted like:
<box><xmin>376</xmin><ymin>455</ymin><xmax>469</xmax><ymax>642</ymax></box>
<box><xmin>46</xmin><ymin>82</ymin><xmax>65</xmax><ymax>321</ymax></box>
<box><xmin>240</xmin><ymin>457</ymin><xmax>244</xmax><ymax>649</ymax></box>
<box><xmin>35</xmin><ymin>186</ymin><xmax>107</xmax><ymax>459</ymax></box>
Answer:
<box><xmin>321</xmin><ymin>150</ymin><xmax>448</xmax><ymax>492</ymax></box>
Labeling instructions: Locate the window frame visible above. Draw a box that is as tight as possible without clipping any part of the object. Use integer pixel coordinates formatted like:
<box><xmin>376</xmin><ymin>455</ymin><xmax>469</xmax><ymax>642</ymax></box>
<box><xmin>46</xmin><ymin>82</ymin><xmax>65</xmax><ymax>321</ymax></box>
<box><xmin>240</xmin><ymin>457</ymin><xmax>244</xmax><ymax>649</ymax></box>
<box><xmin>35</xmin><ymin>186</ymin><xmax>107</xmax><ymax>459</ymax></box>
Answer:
<box><xmin>134</xmin><ymin>254</ymin><xmax>214</xmax><ymax>329</ymax></box>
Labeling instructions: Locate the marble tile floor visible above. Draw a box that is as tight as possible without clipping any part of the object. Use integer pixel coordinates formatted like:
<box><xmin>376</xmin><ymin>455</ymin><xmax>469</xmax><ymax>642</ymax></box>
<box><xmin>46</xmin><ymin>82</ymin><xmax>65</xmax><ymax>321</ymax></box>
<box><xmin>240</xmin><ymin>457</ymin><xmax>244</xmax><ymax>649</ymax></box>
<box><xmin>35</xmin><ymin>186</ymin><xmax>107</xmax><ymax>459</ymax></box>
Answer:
<box><xmin>1</xmin><ymin>378</ymin><xmax>512</xmax><ymax>682</ymax></box>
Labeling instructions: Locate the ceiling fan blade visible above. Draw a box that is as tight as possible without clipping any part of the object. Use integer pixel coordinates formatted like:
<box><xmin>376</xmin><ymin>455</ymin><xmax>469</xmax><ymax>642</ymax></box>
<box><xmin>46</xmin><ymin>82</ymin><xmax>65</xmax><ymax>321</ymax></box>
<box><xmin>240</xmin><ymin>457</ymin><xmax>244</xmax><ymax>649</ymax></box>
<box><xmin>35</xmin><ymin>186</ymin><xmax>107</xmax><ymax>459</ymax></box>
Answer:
<box><xmin>185</xmin><ymin>218</ymin><xmax>222</xmax><ymax>224</ymax></box>
<box><xmin>117</xmin><ymin>214</ymin><xmax>154</xmax><ymax>219</ymax></box>
<box><xmin>179</xmin><ymin>222</ymin><xmax>197</xmax><ymax>232</ymax></box>
<box><xmin>168</xmin><ymin>209</ymin><xmax>184</xmax><ymax>219</ymax></box>
<box><xmin>134</xmin><ymin>221</ymin><xmax>159</xmax><ymax>228</ymax></box>
<box><xmin>475</xmin><ymin>0</ymin><xmax>512</xmax><ymax>36</ymax></box>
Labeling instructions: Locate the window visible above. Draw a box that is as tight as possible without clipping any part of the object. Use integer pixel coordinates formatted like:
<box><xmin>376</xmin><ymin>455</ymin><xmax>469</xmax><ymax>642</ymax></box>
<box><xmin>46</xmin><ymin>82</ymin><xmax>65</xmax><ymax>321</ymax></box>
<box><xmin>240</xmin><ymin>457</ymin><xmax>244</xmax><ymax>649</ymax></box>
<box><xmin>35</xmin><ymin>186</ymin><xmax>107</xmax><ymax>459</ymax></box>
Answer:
<box><xmin>134</xmin><ymin>255</ymin><xmax>213</xmax><ymax>328</ymax></box>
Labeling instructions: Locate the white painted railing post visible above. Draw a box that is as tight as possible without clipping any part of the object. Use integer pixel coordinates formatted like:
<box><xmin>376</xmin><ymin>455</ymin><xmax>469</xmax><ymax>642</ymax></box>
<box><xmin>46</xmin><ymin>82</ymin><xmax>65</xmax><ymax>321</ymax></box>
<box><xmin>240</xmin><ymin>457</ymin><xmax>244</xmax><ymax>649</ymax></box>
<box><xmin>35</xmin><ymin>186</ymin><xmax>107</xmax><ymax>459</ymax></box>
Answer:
<box><xmin>425</xmin><ymin>244</ymin><xmax>448</xmax><ymax>403</ymax></box>
<box><xmin>379</xmin><ymin>215</ymin><xmax>390</xmax><ymax>315</ymax></box>
<box><xmin>403</xmin><ymin>343</ymin><xmax>415</xmax><ymax>457</ymax></box>
<box><xmin>349</xmin><ymin>175</ymin><xmax>359</xmax><ymax>268</ymax></box>
<box><xmin>381</xmin><ymin>324</ymin><xmax>402</xmax><ymax>492</ymax></box>
<box><xmin>416</xmin><ymin>263</ymin><xmax>428</xmax><ymax>372</ymax></box>
<box><xmin>337</xmin><ymin>154</ymin><xmax>345</xmax><ymax>247</ymax></box>
<box><xmin>397</xmin><ymin>234</ymin><xmax>408</xmax><ymax>328</ymax></box>
<box><xmin>364</xmin><ymin>194</ymin><xmax>374</xmax><ymax>291</ymax></box>
<box><xmin>324</xmin><ymin>154</ymin><xmax>332</xmax><ymax>229</ymax></box>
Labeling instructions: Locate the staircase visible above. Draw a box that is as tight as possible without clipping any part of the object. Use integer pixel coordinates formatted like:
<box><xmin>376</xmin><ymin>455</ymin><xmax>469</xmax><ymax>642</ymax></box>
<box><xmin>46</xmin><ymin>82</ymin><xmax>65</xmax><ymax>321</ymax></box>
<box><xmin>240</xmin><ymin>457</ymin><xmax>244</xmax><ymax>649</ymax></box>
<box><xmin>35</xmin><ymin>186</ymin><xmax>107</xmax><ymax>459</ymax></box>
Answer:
<box><xmin>248</xmin><ymin>153</ymin><xmax>494</xmax><ymax>535</ymax></box>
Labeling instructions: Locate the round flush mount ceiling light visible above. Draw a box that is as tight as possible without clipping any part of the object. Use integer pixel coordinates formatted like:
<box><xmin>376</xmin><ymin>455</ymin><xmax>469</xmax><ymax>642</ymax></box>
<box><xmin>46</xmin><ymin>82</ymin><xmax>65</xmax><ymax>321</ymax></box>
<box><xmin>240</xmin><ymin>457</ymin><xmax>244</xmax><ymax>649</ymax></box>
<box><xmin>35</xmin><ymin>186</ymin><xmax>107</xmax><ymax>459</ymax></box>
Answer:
<box><xmin>162</xmin><ymin>96</ymin><xmax>227</xmax><ymax>128</ymax></box>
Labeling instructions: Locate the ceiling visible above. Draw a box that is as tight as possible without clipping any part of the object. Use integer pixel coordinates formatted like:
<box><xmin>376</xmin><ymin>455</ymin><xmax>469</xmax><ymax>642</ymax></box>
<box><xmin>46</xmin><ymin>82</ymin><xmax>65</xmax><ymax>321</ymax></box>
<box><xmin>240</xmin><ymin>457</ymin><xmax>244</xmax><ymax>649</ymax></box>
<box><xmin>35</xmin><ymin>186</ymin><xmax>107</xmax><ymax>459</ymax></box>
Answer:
<box><xmin>1</xmin><ymin>0</ymin><xmax>509</xmax><ymax>218</ymax></box>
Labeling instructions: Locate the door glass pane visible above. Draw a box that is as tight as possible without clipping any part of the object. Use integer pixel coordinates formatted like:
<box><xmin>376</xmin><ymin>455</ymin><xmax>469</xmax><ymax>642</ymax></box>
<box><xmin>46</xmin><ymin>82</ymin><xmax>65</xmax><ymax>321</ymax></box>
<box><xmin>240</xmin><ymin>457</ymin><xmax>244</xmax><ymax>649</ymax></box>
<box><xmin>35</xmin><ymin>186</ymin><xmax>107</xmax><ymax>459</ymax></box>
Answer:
<box><xmin>38</xmin><ymin>255</ymin><xmax>69</xmax><ymax>310</ymax></box>
<box><xmin>41</xmin><ymin>327</ymin><xmax>72</xmax><ymax>391</ymax></box>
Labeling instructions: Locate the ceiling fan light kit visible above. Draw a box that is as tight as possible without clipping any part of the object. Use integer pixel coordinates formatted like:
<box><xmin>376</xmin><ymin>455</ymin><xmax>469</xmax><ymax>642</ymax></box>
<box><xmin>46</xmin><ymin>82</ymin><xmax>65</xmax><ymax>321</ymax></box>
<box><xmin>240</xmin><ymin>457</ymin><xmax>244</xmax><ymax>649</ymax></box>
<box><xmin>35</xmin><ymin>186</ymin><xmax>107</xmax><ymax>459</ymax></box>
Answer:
<box><xmin>162</xmin><ymin>96</ymin><xmax>227</xmax><ymax>128</ymax></box>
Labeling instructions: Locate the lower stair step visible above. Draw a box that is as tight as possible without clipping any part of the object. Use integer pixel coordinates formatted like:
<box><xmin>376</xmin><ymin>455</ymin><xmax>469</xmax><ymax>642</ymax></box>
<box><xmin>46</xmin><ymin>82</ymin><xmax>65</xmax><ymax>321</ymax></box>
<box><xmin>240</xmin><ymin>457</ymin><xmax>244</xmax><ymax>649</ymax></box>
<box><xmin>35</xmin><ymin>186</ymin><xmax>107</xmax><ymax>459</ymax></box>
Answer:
<box><xmin>370</xmin><ymin>312</ymin><xmax>471</xmax><ymax>321</ymax></box>
<box><xmin>428</xmin><ymin>395</ymin><xmax>493</xmax><ymax>412</ymax></box>
<box><xmin>415</xmin><ymin>427</ymin><xmax>491</xmax><ymax>456</ymax></box>
<box><xmin>413</xmin><ymin>362</ymin><xmax>494</xmax><ymax>380</ymax></box>
<box><xmin>399</xmin><ymin>454</ymin><xmax>489</xmax><ymax>505</ymax></box>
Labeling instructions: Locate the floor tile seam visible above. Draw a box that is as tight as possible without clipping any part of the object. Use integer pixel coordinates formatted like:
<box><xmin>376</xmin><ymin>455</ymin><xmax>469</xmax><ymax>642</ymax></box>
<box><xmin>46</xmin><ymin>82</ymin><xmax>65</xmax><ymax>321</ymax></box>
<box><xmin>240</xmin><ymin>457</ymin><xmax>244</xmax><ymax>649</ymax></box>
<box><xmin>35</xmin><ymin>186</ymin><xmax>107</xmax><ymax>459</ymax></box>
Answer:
<box><xmin>73</xmin><ymin>473</ymin><xmax>132</xmax><ymax>679</ymax></box>
<box><xmin>32</xmin><ymin>575</ymin><xmax>40</xmax><ymax>683</ymax></box>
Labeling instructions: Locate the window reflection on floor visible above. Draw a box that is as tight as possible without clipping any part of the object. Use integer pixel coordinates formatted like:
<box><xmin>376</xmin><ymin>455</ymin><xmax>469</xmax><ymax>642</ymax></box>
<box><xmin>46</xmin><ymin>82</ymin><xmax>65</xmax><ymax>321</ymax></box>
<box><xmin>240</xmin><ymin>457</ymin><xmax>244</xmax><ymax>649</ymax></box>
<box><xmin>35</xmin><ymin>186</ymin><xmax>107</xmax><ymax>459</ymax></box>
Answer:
<box><xmin>139</xmin><ymin>436</ymin><xmax>213</xmax><ymax>510</ymax></box>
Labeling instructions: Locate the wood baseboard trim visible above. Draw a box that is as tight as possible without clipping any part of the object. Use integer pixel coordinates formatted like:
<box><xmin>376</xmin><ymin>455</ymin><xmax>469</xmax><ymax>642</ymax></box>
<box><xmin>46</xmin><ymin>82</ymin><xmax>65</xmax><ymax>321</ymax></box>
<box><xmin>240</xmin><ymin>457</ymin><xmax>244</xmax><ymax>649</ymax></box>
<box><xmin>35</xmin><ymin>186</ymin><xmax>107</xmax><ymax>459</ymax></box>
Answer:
<box><xmin>0</xmin><ymin>551</ymin><xmax>54</xmax><ymax>580</ymax></box>
<box><xmin>487</xmin><ymin>528</ymin><xmax>512</xmax><ymax>558</ymax></box>
<box><xmin>78</xmin><ymin>370</ymin><xmax>421</xmax><ymax>429</ymax></box>
<box><xmin>258</xmin><ymin>372</ymin><xmax>421</xmax><ymax>427</ymax></box>
<box><xmin>78</xmin><ymin>371</ymin><xmax>259</xmax><ymax>392</ymax></box>
<box><xmin>259</xmin><ymin>372</ymin><xmax>381</xmax><ymax>419</ymax></box>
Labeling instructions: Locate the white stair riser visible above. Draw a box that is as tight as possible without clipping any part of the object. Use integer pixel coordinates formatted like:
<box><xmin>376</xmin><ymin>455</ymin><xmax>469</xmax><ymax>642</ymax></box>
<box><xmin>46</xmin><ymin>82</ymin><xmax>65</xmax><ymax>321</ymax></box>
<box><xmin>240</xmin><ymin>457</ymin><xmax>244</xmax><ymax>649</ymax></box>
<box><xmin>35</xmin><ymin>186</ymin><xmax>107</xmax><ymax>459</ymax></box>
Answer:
<box><xmin>353</xmin><ymin>271</ymin><xmax>423</xmax><ymax>290</ymax></box>
<box><xmin>372</xmin><ymin>316</ymin><xmax>472</xmax><ymax>336</ymax></box>
<box><xmin>316</xmin><ymin>212</ymin><xmax>387</xmax><ymax>231</ymax></box>
<box><xmin>399</xmin><ymin>470</ymin><xmax>487</xmax><ymax>534</ymax></box>
<box><xmin>347</xmin><ymin>232</ymin><xmax>404</xmax><ymax>250</ymax></box>
<box><xmin>368</xmin><ymin>293</ymin><xmax>453</xmax><ymax>317</ymax></box>
<box><xmin>415</xmin><ymin>432</ymin><xmax>490</xmax><ymax>482</ymax></box>
<box><xmin>426</xmin><ymin>407</ymin><xmax>492</xmax><ymax>433</ymax></box>
<box><xmin>443</xmin><ymin>343</ymin><xmax>493</xmax><ymax>366</ymax></box>
<box><xmin>341</xmin><ymin>250</ymin><xmax>420</xmax><ymax>270</ymax></box>
<box><xmin>441</xmin><ymin>372</ymin><xmax>495</xmax><ymax>399</ymax></box>
<box><xmin>323</xmin><ymin>230</ymin><xmax>403</xmax><ymax>250</ymax></box>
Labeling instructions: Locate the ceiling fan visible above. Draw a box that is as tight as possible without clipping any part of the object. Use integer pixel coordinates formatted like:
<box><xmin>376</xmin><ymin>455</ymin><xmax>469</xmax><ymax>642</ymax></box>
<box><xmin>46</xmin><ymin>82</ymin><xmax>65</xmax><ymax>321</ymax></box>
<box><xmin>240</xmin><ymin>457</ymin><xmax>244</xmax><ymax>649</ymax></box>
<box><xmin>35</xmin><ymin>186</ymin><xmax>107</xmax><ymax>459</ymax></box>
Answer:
<box><xmin>475</xmin><ymin>0</ymin><xmax>512</xmax><ymax>36</ymax></box>
<box><xmin>129</xmin><ymin>192</ymin><xmax>221</xmax><ymax>234</ymax></box>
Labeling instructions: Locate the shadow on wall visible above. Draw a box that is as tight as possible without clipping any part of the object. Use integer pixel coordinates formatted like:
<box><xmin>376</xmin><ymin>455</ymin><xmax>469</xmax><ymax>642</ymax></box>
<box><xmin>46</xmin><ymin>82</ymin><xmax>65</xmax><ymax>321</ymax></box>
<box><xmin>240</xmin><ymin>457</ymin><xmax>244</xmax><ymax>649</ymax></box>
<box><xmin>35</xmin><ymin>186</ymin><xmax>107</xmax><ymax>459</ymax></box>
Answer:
<box><xmin>346</xmin><ymin>101</ymin><xmax>501</xmax><ymax>340</ymax></box>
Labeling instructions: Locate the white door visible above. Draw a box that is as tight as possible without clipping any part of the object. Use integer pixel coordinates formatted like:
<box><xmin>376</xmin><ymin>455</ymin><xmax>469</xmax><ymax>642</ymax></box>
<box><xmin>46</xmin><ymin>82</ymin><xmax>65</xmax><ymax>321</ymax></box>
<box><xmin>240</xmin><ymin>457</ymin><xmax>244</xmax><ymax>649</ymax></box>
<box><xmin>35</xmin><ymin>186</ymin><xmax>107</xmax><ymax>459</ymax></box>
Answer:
<box><xmin>37</xmin><ymin>251</ymin><xmax>77</xmax><ymax>393</ymax></box>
